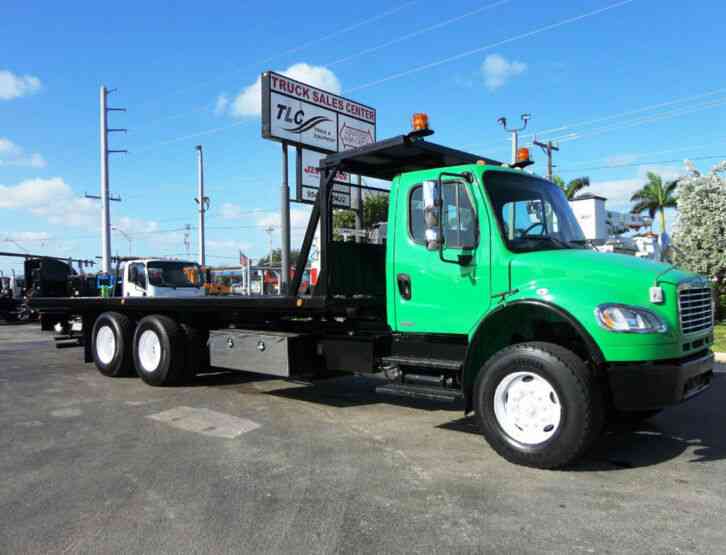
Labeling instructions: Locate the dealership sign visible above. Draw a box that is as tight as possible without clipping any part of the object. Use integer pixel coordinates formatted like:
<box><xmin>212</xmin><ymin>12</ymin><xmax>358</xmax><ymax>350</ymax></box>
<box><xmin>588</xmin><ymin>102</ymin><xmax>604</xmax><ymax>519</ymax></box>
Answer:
<box><xmin>301</xmin><ymin>149</ymin><xmax>351</xmax><ymax>208</ymax></box>
<box><xmin>261</xmin><ymin>71</ymin><xmax>376</xmax><ymax>154</ymax></box>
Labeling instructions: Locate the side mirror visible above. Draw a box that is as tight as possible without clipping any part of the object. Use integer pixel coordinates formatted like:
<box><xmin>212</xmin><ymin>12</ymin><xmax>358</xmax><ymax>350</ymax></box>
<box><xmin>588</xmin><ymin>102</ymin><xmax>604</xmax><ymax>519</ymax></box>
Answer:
<box><xmin>422</xmin><ymin>180</ymin><xmax>441</xmax><ymax>251</ymax></box>
<box><xmin>128</xmin><ymin>265</ymin><xmax>137</xmax><ymax>282</ymax></box>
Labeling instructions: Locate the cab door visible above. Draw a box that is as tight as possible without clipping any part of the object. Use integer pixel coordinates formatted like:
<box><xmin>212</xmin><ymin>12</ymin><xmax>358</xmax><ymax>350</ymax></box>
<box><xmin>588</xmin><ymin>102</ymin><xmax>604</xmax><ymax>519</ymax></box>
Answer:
<box><xmin>125</xmin><ymin>263</ymin><xmax>148</xmax><ymax>297</ymax></box>
<box><xmin>391</xmin><ymin>172</ymin><xmax>491</xmax><ymax>334</ymax></box>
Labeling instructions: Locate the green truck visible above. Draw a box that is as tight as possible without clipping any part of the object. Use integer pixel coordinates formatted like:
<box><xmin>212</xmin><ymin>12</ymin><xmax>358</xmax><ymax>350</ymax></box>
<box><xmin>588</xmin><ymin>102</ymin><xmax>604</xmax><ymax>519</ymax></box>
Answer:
<box><xmin>31</xmin><ymin>122</ymin><xmax>715</xmax><ymax>469</ymax></box>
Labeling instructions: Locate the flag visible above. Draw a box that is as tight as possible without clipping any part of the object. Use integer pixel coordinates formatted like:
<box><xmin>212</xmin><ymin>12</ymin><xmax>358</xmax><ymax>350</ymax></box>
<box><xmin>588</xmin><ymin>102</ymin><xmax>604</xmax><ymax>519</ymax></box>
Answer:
<box><xmin>239</xmin><ymin>250</ymin><xmax>248</xmax><ymax>266</ymax></box>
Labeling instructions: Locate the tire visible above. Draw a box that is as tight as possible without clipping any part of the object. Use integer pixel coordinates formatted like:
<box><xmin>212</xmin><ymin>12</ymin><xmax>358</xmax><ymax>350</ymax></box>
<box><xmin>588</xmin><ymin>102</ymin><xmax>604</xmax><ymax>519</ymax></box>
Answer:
<box><xmin>132</xmin><ymin>315</ymin><xmax>185</xmax><ymax>386</ymax></box>
<box><xmin>474</xmin><ymin>342</ymin><xmax>604</xmax><ymax>469</ymax></box>
<box><xmin>180</xmin><ymin>324</ymin><xmax>210</xmax><ymax>380</ymax></box>
<box><xmin>91</xmin><ymin>312</ymin><xmax>135</xmax><ymax>377</ymax></box>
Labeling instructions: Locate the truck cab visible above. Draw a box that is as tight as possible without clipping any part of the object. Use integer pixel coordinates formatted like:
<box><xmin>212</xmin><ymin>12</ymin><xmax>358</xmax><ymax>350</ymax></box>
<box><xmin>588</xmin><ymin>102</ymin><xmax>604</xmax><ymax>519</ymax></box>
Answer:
<box><xmin>121</xmin><ymin>259</ymin><xmax>205</xmax><ymax>298</ymax></box>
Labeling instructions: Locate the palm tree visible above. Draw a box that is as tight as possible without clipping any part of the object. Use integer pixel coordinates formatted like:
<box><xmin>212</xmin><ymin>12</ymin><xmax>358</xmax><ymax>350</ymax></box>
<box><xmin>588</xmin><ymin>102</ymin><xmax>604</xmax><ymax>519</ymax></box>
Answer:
<box><xmin>629</xmin><ymin>172</ymin><xmax>678</xmax><ymax>235</ymax></box>
<box><xmin>552</xmin><ymin>176</ymin><xmax>590</xmax><ymax>200</ymax></box>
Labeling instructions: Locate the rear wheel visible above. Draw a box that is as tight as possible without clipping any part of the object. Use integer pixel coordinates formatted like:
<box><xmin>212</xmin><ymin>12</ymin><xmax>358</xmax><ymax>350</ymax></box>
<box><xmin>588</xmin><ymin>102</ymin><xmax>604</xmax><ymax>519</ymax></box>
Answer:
<box><xmin>91</xmin><ymin>312</ymin><xmax>134</xmax><ymax>377</ymax></box>
<box><xmin>474</xmin><ymin>342</ymin><xmax>604</xmax><ymax>469</ymax></box>
<box><xmin>133</xmin><ymin>315</ymin><xmax>185</xmax><ymax>386</ymax></box>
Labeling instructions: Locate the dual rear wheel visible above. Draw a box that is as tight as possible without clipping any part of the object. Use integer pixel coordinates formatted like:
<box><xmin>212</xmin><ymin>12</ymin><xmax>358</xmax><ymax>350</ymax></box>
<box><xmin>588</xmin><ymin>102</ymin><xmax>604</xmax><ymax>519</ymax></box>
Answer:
<box><xmin>90</xmin><ymin>312</ymin><xmax>207</xmax><ymax>386</ymax></box>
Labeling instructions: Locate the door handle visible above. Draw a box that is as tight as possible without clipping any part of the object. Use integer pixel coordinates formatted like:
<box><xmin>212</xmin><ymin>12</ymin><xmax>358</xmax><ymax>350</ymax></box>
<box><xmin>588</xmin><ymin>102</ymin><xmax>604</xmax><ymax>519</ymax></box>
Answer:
<box><xmin>397</xmin><ymin>273</ymin><xmax>411</xmax><ymax>300</ymax></box>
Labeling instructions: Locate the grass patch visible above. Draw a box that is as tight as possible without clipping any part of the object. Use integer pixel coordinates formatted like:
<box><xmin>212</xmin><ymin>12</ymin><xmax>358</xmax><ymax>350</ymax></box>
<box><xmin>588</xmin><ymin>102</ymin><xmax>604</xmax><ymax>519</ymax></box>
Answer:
<box><xmin>714</xmin><ymin>322</ymin><xmax>726</xmax><ymax>353</ymax></box>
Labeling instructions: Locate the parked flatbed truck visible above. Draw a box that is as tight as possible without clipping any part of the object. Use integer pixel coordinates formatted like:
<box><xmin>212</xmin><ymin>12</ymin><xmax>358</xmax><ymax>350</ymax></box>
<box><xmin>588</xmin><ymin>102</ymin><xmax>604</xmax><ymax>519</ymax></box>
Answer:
<box><xmin>30</xmin><ymin>121</ymin><xmax>716</xmax><ymax>468</ymax></box>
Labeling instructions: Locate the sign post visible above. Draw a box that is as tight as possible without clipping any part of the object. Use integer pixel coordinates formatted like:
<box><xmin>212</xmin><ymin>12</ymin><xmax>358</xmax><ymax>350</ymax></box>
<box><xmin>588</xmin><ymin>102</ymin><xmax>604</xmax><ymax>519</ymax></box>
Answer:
<box><xmin>280</xmin><ymin>143</ymin><xmax>290</xmax><ymax>295</ymax></box>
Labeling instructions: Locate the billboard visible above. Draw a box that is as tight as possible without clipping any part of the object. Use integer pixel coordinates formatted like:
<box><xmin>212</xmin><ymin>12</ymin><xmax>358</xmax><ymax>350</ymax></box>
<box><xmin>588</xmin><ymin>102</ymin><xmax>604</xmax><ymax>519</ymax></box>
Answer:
<box><xmin>301</xmin><ymin>149</ymin><xmax>351</xmax><ymax>208</ymax></box>
<box><xmin>261</xmin><ymin>71</ymin><xmax>376</xmax><ymax>154</ymax></box>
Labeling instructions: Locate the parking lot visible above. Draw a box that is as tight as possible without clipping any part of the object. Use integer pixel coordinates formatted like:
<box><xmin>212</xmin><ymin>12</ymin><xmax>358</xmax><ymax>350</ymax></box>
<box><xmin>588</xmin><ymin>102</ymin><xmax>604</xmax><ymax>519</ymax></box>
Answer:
<box><xmin>1</xmin><ymin>323</ymin><xmax>725</xmax><ymax>554</ymax></box>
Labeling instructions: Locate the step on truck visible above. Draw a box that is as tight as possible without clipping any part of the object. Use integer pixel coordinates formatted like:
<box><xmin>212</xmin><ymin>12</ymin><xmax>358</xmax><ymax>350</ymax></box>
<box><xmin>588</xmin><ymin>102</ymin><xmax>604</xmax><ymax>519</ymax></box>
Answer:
<box><xmin>31</xmin><ymin>118</ymin><xmax>716</xmax><ymax>468</ymax></box>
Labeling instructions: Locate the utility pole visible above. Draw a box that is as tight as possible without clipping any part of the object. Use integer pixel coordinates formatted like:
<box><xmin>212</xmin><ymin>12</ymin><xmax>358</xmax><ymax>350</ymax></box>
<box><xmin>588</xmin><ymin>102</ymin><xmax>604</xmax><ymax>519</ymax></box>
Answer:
<box><xmin>497</xmin><ymin>113</ymin><xmax>530</xmax><ymax>163</ymax></box>
<box><xmin>533</xmin><ymin>137</ymin><xmax>559</xmax><ymax>181</ymax></box>
<box><xmin>280</xmin><ymin>144</ymin><xmax>290</xmax><ymax>296</ymax></box>
<box><xmin>195</xmin><ymin>145</ymin><xmax>209</xmax><ymax>267</ymax></box>
<box><xmin>99</xmin><ymin>86</ymin><xmax>127</xmax><ymax>275</ymax></box>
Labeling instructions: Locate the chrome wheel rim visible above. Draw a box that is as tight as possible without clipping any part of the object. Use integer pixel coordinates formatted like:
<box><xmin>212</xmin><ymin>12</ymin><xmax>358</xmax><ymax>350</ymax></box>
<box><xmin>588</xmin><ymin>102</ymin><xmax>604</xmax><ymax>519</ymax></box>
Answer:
<box><xmin>493</xmin><ymin>371</ymin><xmax>562</xmax><ymax>445</ymax></box>
<box><xmin>95</xmin><ymin>325</ymin><xmax>116</xmax><ymax>365</ymax></box>
<box><xmin>138</xmin><ymin>329</ymin><xmax>162</xmax><ymax>372</ymax></box>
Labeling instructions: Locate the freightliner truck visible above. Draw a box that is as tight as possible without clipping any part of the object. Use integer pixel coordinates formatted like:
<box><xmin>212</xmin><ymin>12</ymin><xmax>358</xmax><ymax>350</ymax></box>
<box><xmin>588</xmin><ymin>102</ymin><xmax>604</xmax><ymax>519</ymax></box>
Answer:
<box><xmin>30</xmin><ymin>120</ymin><xmax>716</xmax><ymax>468</ymax></box>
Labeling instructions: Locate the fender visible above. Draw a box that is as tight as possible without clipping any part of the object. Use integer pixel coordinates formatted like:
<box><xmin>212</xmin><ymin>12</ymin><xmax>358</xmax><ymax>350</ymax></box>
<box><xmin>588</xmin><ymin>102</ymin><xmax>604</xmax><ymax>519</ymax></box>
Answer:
<box><xmin>461</xmin><ymin>299</ymin><xmax>605</xmax><ymax>412</ymax></box>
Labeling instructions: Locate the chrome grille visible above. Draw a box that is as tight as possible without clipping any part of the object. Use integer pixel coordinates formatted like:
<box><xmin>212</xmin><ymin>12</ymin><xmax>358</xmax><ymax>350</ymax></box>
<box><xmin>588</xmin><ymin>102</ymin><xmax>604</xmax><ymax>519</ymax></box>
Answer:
<box><xmin>678</xmin><ymin>285</ymin><xmax>713</xmax><ymax>335</ymax></box>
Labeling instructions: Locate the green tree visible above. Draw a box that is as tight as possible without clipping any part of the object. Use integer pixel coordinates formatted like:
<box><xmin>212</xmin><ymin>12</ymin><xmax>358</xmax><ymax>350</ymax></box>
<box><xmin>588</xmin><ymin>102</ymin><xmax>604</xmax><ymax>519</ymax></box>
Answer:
<box><xmin>629</xmin><ymin>172</ymin><xmax>678</xmax><ymax>235</ymax></box>
<box><xmin>552</xmin><ymin>175</ymin><xmax>590</xmax><ymax>200</ymax></box>
<box><xmin>672</xmin><ymin>161</ymin><xmax>726</xmax><ymax>320</ymax></box>
<box><xmin>333</xmin><ymin>193</ymin><xmax>389</xmax><ymax>240</ymax></box>
<box><xmin>257</xmin><ymin>248</ymin><xmax>301</xmax><ymax>267</ymax></box>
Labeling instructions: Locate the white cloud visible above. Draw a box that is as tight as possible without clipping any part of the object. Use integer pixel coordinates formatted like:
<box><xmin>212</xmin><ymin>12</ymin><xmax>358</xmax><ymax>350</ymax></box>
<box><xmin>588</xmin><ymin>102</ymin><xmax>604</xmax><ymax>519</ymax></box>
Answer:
<box><xmin>115</xmin><ymin>216</ymin><xmax>160</xmax><ymax>234</ymax></box>
<box><xmin>606</xmin><ymin>153</ymin><xmax>639</xmax><ymax>167</ymax></box>
<box><xmin>226</xmin><ymin>63</ymin><xmax>342</xmax><ymax>118</ymax></box>
<box><xmin>0</xmin><ymin>137</ymin><xmax>47</xmax><ymax>168</ymax></box>
<box><xmin>4</xmin><ymin>231</ymin><xmax>51</xmax><ymax>242</ymax></box>
<box><xmin>0</xmin><ymin>70</ymin><xmax>42</xmax><ymax>100</ymax></box>
<box><xmin>0</xmin><ymin>177</ymin><xmax>97</xmax><ymax>227</ymax></box>
<box><xmin>221</xmin><ymin>202</ymin><xmax>243</xmax><ymax>220</ymax></box>
<box><xmin>588</xmin><ymin>164</ymin><xmax>686</xmax><ymax>212</ymax></box>
<box><xmin>207</xmin><ymin>239</ymin><xmax>251</xmax><ymax>251</ymax></box>
<box><xmin>214</xmin><ymin>94</ymin><xmax>229</xmax><ymax>116</ymax></box>
<box><xmin>481</xmin><ymin>54</ymin><xmax>527</xmax><ymax>91</ymax></box>
<box><xmin>255</xmin><ymin>207</ymin><xmax>311</xmax><ymax>230</ymax></box>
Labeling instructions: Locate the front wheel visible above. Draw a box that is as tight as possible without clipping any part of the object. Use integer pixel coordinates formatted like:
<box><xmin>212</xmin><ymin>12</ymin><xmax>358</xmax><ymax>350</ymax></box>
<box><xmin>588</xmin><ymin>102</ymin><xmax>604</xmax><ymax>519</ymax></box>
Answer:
<box><xmin>474</xmin><ymin>342</ymin><xmax>604</xmax><ymax>469</ymax></box>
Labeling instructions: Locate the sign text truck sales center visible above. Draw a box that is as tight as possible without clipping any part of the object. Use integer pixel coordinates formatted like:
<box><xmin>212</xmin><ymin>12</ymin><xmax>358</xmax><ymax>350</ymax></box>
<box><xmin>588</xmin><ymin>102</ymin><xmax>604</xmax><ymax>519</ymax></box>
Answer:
<box><xmin>262</xmin><ymin>71</ymin><xmax>376</xmax><ymax>153</ymax></box>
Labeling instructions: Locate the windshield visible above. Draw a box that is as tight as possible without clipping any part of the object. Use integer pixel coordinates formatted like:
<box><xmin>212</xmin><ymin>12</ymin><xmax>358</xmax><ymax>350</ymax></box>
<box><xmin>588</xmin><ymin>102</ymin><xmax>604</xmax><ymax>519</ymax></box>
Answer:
<box><xmin>485</xmin><ymin>171</ymin><xmax>586</xmax><ymax>253</ymax></box>
<box><xmin>147</xmin><ymin>261</ymin><xmax>201</xmax><ymax>288</ymax></box>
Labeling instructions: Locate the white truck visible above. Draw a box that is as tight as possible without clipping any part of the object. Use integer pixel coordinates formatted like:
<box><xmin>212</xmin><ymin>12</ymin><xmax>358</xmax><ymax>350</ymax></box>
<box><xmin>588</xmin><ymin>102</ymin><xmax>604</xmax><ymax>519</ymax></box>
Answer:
<box><xmin>118</xmin><ymin>259</ymin><xmax>205</xmax><ymax>298</ymax></box>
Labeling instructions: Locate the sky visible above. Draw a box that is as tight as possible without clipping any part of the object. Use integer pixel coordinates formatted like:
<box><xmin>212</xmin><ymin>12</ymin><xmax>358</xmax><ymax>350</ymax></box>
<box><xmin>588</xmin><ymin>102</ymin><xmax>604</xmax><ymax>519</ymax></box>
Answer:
<box><xmin>1</xmin><ymin>0</ymin><xmax>725</xmax><ymax>275</ymax></box>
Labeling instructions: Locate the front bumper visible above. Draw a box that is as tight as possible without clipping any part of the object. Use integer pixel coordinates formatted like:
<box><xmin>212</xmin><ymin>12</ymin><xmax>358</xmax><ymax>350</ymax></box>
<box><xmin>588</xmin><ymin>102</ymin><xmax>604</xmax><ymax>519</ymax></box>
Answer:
<box><xmin>607</xmin><ymin>351</ymin><xmax>714</xmax><ymax>411</ymax></box>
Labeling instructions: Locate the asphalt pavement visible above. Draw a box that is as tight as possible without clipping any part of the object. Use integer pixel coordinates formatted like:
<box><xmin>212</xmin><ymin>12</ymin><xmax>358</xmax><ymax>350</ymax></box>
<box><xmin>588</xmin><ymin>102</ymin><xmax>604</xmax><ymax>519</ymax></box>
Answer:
<box><xmin>1</xmin><ymin>323</ymin><xmax>725</xmax><ymax>554</ymax></box>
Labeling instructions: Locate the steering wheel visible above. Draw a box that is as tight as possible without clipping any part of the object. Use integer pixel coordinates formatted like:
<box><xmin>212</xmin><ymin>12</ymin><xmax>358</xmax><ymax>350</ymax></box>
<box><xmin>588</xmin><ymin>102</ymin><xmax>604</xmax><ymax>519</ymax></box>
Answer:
<box><xmin>519</xmin><ymin>222</ymin><xmax>545</xmax><ymax>238</ymax></box>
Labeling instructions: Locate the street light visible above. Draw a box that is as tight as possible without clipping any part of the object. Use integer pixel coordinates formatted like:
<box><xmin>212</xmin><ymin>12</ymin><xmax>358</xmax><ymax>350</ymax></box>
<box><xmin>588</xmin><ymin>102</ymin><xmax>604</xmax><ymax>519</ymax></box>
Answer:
<box><xmin>111</xmin><ymin>227</ymin><xmax>132</xmax><ymax>257</ymax></box>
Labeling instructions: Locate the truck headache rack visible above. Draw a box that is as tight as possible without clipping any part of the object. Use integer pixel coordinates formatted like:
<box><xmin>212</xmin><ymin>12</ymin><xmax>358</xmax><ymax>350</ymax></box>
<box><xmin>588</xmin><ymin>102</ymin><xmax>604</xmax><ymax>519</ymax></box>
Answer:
<box><xmin>320</xmin><ymin>133</ymin><xmax>499</xmax><ymax>181</ymax></box>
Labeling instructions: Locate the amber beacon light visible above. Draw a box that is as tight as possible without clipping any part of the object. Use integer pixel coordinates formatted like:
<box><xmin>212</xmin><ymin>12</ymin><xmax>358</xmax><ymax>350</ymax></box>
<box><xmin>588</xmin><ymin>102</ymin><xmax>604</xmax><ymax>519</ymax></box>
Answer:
<box><xmin>516</xmin><ymin>147</ymin><xmax>531</xmax><ymax>163</ymax></box>
<box><xmin>411</xmin><ymin>113</ymin><xmax>429</xmax><ymax>131</ymax></box>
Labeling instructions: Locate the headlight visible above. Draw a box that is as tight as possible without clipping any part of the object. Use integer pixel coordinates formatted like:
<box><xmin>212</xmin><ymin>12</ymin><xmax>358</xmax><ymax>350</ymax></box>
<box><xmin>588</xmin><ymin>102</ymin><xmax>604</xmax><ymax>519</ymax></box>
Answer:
<box><xmin>595</xmin><ymin>304</ymin><xmax>667</xmax><ymax>333</ymax></box>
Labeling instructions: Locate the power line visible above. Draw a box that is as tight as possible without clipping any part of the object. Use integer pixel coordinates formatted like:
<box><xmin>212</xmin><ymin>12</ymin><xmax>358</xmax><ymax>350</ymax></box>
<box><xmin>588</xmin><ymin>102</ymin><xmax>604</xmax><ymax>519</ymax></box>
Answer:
<box><xmin>345</xmin><ymin>0</ymin><xmax>637</xmax><ymax>93</ymax></box>
<box><xmin>129</xmin><ymin>0</ymin><xmax>636</xmax><ymax>153</ymax></box>
<box><xmin>130</xmin><ymin>1</ymin><xmax>417</xmax><ymax>114</ymax></box>
<box><xmin>558</xmin><ymin>154</ymin><xmax>726</xmax><ymax>173</ymax></box>
<box><xmin>547</xmin><ymin>97</ymin><xmax>726</xmax><ymax>144</ymax></box>
<box><xmin>326</xmin><ymin>0</ymin><xmax>512</xmax><ymax>67</ymax></box>
<box><xmin>563</xmin><ymin>139</ymin><xmax>726</xmax><ymax>169</ymax></box>
<box><xmin>521</xmin><ymin>86</ymin><xmax>726</xmax><ymax>142</ymax></box>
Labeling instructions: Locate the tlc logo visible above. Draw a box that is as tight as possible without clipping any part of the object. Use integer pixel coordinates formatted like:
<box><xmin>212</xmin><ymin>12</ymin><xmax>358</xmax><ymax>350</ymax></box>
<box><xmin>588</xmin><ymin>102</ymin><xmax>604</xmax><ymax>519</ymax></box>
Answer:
<box><xmin>276</xmin><ymin>104</ymin><xmax>304</xmax><ymax>124</ymax></box>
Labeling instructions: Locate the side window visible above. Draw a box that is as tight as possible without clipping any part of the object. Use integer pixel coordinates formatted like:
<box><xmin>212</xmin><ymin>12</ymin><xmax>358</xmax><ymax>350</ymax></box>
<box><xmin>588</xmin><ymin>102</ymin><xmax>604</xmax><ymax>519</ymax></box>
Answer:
<box><xmin>409</xmin><ymin>181</ymin><xmax>477</xmax><ymax>248</ymax></box>
<box><xmin>131</xmin><ymin>263</ymin><xmax>147</xmax><ymax>288</ymax></box>
<box><xmin>442</xmin><ymin>182</ymin><xmax>477</xmax><ymax>248</ymax></box>
<box><xmin>409</xmin><ymin>186</ymin><xmax>426</xmax><ymax>242</ymax></box>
